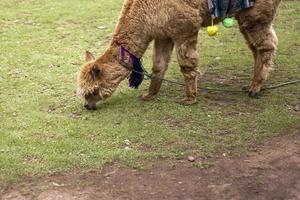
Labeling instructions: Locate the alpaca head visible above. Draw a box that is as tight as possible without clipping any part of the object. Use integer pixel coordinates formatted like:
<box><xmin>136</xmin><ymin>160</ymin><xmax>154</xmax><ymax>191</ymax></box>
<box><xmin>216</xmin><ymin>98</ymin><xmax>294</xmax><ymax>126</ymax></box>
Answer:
<box><xmin>77</xmin><ymin>51</ymin><xmax>129</xmax><ymax>110</ymax></box>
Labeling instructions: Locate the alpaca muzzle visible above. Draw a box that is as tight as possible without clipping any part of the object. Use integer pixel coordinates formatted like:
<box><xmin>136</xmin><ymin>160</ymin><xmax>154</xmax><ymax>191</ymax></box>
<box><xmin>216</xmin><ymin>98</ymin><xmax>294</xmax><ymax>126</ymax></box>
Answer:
<box><xmin>84</xmin><ymin>102</ymin><xmax>97</xmax><ymax>110</ymax></box>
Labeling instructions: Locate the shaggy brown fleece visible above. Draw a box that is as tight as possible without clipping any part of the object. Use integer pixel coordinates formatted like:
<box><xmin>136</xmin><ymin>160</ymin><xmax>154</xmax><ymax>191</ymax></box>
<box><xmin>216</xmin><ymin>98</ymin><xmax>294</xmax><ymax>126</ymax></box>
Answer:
<box><xmin>77</xmin><ymin>0</ymin><xmax>280</xmax><ymax>110</ymax></box>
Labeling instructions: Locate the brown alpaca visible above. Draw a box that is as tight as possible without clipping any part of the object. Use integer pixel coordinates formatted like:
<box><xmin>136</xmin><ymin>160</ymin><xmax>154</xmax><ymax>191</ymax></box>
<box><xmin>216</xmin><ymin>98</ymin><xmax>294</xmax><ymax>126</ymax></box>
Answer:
<box><xmin>77</xmin><ymin>0</ymin><xmax>280</xmax><ymax>110</ymax></box>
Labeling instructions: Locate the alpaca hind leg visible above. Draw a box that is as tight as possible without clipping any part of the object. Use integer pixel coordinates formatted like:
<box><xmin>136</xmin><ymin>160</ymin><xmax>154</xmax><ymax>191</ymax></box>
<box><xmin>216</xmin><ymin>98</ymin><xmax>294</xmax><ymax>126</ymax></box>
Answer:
<box><xmin>239</xmin><ymin>26</ymin><xmax>259</xmax><ymax>91</ymax></box>
<box><xmin>245</xmin><ymin>25</ymin><xmax>278</xmax><ymax>97</ymax></box>
<box><xmin>140</xmin><ymin>38</ymin><xmax>174</xmax><ymax>101</ymax></box>
<box><xmin>176</xmin><ymin>34</ymin><xmax>199</xmax><ymax>105</ymax></box>
<box><xmin>239</xmin><ymin>26</ymin><xmax>258</xmax><ymax>68</ymax></box>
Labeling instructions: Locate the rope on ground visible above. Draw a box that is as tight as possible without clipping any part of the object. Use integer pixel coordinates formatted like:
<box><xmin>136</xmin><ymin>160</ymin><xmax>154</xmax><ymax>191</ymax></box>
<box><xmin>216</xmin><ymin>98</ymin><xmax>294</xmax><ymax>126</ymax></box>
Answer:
<box><xmin>134</xmin><ymin>68</ymin><xmax>300</xmax><ymax>93</ymax></box>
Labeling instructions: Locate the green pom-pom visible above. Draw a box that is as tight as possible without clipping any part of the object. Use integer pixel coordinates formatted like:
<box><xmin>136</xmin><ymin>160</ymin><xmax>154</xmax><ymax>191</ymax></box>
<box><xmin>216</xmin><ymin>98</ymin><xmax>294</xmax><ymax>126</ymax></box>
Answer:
<box><xmin>223</xmin><ymin>18</ymin><xmax>234</xmax><ymax>28</ymax></box>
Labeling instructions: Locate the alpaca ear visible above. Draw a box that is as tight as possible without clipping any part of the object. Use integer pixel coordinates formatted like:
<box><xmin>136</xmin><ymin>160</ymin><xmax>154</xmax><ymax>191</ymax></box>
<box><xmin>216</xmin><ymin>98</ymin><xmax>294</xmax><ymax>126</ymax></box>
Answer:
<box><xmin>85</xmin><ymin>51</ymin><xmax>95</xmax><ymax>62</ymax></box>
<box><xmin>91</xmin><ymin>65</ymin><xmax>101</xmax><ymax>80</ymax></box>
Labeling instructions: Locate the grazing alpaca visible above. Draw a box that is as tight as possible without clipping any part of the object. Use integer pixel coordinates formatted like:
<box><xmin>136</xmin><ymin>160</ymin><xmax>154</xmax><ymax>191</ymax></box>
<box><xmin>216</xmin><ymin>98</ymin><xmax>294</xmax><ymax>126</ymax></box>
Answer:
<box><xmin>77</xmin><ymin>0</ymin><xmax>280</xmax><ymax>110</ymax></box>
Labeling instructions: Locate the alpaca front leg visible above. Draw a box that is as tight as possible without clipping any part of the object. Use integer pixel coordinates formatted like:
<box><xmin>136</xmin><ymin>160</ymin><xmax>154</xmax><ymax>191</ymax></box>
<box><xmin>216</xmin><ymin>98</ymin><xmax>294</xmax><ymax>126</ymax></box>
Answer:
<box><xmin>176</xmin><ymin>35</ymin><xmax>199</xmax><ymax>105</ymax></box>
<box><xmin>141</xmin><ymin>38</ymin><xmax>174</xmax><ymax>101</ymax></box>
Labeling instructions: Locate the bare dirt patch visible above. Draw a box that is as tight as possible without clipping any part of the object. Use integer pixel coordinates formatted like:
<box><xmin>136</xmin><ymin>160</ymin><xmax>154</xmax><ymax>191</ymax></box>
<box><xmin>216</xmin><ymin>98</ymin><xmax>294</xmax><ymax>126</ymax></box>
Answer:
<box><xmin>1</xmin><ymin>126</ymin><xmax>299</xmax><ymax>200</ymax></box>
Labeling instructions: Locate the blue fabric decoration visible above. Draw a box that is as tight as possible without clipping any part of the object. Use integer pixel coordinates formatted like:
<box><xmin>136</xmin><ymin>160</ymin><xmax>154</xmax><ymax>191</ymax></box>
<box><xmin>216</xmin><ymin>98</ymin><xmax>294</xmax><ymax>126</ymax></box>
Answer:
<box><xmin>120</xmin><ymin>46</ymin><xmax>144</xmax><ymax>89</ymax></box>
<box><xmin>208</xmin><ymin>0</ymin><xmax>255</xmax><ymax>18</ymax></box>
<box><xmin>128</xmin><ymin>54</ymin><xmax>144</xmax><ymax>88</ymax></box>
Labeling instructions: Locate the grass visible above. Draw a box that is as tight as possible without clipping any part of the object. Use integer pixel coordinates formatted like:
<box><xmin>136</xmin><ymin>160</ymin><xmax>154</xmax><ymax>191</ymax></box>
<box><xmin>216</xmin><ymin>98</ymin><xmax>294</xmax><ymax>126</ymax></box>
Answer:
<box><xmin>0</xmin><ymin>0</ymin><xmax>299</xmax><ymax>188</ymax></box>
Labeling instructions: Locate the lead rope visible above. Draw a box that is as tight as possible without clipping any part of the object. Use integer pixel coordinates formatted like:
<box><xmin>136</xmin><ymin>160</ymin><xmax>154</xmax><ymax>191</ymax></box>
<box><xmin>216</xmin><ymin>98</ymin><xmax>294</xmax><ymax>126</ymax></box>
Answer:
<box><xmin>131</xmin><ymin>68</ymin><xmax>300</xmax><ymax>93</ymax></box>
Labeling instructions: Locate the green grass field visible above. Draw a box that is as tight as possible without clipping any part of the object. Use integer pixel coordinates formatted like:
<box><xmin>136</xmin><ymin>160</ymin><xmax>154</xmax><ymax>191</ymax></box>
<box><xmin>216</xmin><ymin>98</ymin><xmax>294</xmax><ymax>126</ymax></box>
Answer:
<box><xmin>0</xmin><ymin>0</ymin><xmax>299</xmax><ymax>187</ymax></box>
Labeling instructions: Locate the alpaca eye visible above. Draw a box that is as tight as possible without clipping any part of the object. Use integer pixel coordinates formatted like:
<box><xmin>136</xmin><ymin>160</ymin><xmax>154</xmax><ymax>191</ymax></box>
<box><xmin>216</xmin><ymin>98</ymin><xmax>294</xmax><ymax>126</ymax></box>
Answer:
<box><xmin>91</xmin><ymin>65</ymin><xmax>101</xmax><ymax>80</ymax></box>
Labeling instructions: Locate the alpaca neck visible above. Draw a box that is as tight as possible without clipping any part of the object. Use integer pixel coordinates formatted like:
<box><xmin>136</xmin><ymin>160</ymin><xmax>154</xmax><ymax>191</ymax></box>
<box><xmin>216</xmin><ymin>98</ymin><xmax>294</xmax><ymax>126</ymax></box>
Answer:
<box><xmin>111</xmin><ymin>2</ymin><xmax>152</xmax><ymax>58</ymax></box>
<box><xmin>114</xmin><ymin>30</ymin><xmax>151</xmax><ymax>58</ymax></box>
<box><xmin>97</xmin><ymin>1</ymin><xmax>152</xmax><ymax>83</ymax></box>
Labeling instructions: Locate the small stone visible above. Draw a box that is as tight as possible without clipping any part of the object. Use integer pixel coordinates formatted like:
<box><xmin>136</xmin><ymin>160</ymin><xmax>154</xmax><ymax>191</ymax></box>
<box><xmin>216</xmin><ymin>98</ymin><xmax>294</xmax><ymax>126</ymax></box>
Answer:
<box><xmin>97</xmin><ymin>26</ymin><xmax>107</xmax><ymax>30</ymax></box>
<box><xmin>294</xmin><ymin>104</ymin><xmax>300</xmax><ymax>112</ymax></box>
<box><xmin>70</xmin><ymin>112</ymin><xmax>81</xmax><ymax>119</ymax></box>
<box><xmin>52</xmin><ymin>182</ymin><xmax>64</xmax><ymax>187</ymax></box>
<box><xmin>48</xmin><ymin>64</ymin><xmax>60</xmax><ymax>68</ymax></box>
<box><xmin>187</xmin><ymin>156</ymin><xmax>195</xmax><ymax>162</ymax></box>
<box><xmin>24</xmin><ymin>20</ymin><xmax>34</xmax><ymax>25</ymax></box>
<box><xmin>124</xmin><ymin>146</ymin><xmax>131</xmax><ymax>151</ymax></box>
<box><xmin>104</xmin><ymin>171</ymin><xmax>116</xmax><ymax>177</ymax></box>
<box><xmin>124</xmin><ymin>139</ymin><xmax>131</xmax><ymax>146</ymax></box>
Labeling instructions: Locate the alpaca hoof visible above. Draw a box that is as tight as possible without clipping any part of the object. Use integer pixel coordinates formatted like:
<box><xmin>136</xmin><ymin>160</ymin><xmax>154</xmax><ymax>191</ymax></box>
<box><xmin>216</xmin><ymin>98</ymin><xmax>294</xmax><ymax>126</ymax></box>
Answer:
<box><xmin>178</xmin><ymin>98</ymin><xmax>197</xmax><ymax>105</ymax></box>
<box><xmin>140</xmin><ymin>93</ymin><xmax>156</xmax><ymax>101</ymax></box>
<box><xmin>242</xmin><ymin>86</ymin><xmax>249</xmax><ymax>91</ymax></box>
<box><xmin>248</xmin><ymin>91</ymin><xmax>259</xmax><ymax>98</ymax></box>
<box><xmin>249</xmin><ymin>84</ymin><xmax>262</xmax><ymax>98</ymax></box>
